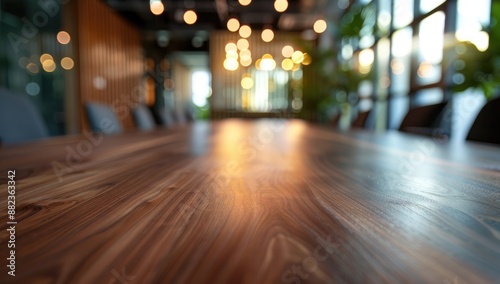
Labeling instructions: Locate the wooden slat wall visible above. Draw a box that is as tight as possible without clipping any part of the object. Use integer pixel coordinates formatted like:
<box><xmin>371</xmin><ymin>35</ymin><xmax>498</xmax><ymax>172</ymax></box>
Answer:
<box><xmin>172</xmin><ymin>60</ymin><xmax>191</xmax><ymax>112</ymax></box>
<box><xmin>77</xmin><ymin>0</ymin><xmax>144</xmax><ymax>130</ymax></box>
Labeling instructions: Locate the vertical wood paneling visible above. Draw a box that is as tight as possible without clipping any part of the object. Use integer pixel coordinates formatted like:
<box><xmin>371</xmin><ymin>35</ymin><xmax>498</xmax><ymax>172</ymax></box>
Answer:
<box><xmin>76</xmin><ymin>0</ymin><xmax>144</xmax><ymax>130</ymax></box>
<box><xmin>210</xmin><ymin>30</ymin><xmax>300</xmax><ymax>119</ymax></box>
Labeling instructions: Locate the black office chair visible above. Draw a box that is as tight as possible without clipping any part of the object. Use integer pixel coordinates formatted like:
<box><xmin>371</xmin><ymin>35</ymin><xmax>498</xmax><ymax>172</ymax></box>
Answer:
<box><xmin>85</xmin><ymin>102</ymin><xmax>123</xmax><ymax>134</ymax></box>
<box><xmin>399</xmin><ymin>102</ymin><xmax>447</xmax><ymax>136</ymax></box>
<box><xmin>184</xmin><ymin>104</ymin><xmax>195</xmax><ymax>122</ymax></box>
<box><xmin>466</xmin><ymin>97</ymin><xmax>500</xmax><ymax>145</ymax></box>
<box><xmin>0</xmin><ymin>87</ymin><xmax>49</xmax><ymax>144</ymax></box>
<box><xmin>132</xmin><ymin>105</ymin><xmax>156</xmax><ymax>131</ymax></box>
<box><xmin>352</xmin><ymin>110</ymin><xmax>371</xmax><ymax>129</ymax></box>
<box><xmin>329</xmin><ymin>111</ymin><xmax>341</xmax><ymax>128</ymax></box>
<box><xmin>154</xmin><ymin>107</ymin><xmax>176</xmax><ymax>128</ymax></box>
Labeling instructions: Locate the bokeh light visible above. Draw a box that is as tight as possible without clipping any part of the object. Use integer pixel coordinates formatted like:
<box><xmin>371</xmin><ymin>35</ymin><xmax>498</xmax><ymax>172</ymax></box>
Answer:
<box><xmin>239</xmin><ymin>25</ymin><xmax>252</xmax><ymax>38</ymax></box>
<box><xmin>282</xmin><ymin>45</ymin><xmax>294</xmax><ymax>57</ymax></box>
<box><xmin>61</xmin><ymin>57</ymin><xmax>74</xmax><ymax>70</ymax></box>
<box><xmin>239</xmin><ymin>0</ymin><xmax>252</xmax><ymax>6</ymax></box>
<box><xmin>225</xmin><ymin>42</ymin><xmax>237</xmax><ymax>53</ymax></box>
<box><xmin>57</xmin><ymin>31</ymin><xmax>71</xmax><ymax>44</ymax></box>
<box><xmin>26</xmin><ymin>63</ymin><xmax>39</xmax><ymax>74</ymax></box>
<box><xmin>40</xmin><ymin>53</ymin><xmax>53</xmax><ymax>64</ymax></box>
<box><xmin>274</xmin><ymin>0</ymin><xmax>288</xmax><ymax>12</ymax></box>
<box><xmin>237</xmin><ymin>38</ymin><xmax>249</xmax><ymax>50</ymax></box>
<box><xmin>150</xmin><ymin>0</ymin><xmax>164</xmax><ymax>15</ymax></box>
<box><xmin>241</xmin><ymin>74</ymin><xmax>254</xmax><ymax>89</ymax></box>
<box><xmin>42</xmin><ymin>60</ymin><xmax>56</xmax><ymax>72</ymax></box>
<box><xmin>291</xmin><ymin>51</ymin><xmax>304</xmax><ymax>64</ymax></box>
<box><xmin>227</xmin><ymin>18</ymin><xmax>240</xmax><ymax>32</ymax></box>
<box><xmin>281</xmin><ymin>58</ymin><xmax>294</xmax><ymax>70</ymax></box>
<box><xmin>224</xmin><ymin>58</ymin><xmax>239</xmax><ymax>71</ymax></box>
<box><xmin>261</xmin><ymin>29</ymin><xmax>274</xmax><ymax>42</ymax></box>
<box><xmin>302</xmin><ymin>53</ymin><xmax>312</xmax><ymax>65</ymax></box>
<box><xmin>313</xmin><ymin>19</ymin><xmax>327</xmax><ymax>33</ymax></box>
<box><xmin>184</xmin><ymin>10</ymin><xmax>197</xmax><ymax>25</ymax></box>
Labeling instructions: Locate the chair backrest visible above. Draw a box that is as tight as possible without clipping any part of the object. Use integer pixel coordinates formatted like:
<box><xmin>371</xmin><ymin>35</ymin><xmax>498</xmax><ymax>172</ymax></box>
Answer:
<box><xmin>399</xmin><ymin>102</ymin><xmax>447</xmax><ymax>134</ymax></box>
<box><xmin>0</xmin><ymin>87</ymin><xmax>49</xmax><ymax>144</ymax></box>
<box><xmin>155</xmin><ymin>107</ymin><xmax>175</xmax><ymax>128</ymax></box>
<box><xmin>352</xmin><ymin>110</ymin><xmax>371</xmax><ymax>129</ymax></box>
<box><xmin>174</xmin><ymin>108</ymin><xmax>187</xmax><ymax>125</ymax></box>
<box><xmin>132</xmin><ymin>105</ymin><xmax>156</xmax><ymax>131</ymax></box>
<box><xmin>466</xmin><ymin>97</ymin><xmax>500</xmax><ymax>145</ymax></box>
<box><xmin>184</xmin><ymin>104</ymin><xmax>195</xmax><ymax>122</ymax></box>
<box><xmin>329</xmin><ymin>111</ymin><xmax>341</xmax><ymax>128</ymax></box>
<box><xmin>85</xmin><ymin>102</ymin><xmax>122</xmax><ymax>134</ymax></box>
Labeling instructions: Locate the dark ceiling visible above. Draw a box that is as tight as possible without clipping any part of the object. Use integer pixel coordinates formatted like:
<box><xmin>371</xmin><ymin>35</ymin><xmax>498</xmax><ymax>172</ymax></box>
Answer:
<box><xmin>103</xmin><ymin>0</ymin><xmax>335</xmax><ymax>51</ymax></box>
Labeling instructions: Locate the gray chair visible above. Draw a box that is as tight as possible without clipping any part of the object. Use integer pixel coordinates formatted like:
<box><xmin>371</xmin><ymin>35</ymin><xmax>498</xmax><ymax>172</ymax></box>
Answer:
<box><xmin>0</xmin><ymin>87</ymin><xmax>49</xmax><ymax>144</ymax></box>
<box><xmin>155</xmin><ymin>107</ymin><xmax>176</xmax><ymax>128</ymax></box>
<box><xmin>132</xmin><ymin>105</ymin><xmax>156</xmax><ymax>131</ymax></box>
<box><xmin>174</xmin><ymin>108</ymin><xmax>187</xmax><ymax>125</ymax></box>
<box><xmin>85</xmin><ymin>102</ymin><xmax>122</xmax><ymax>134</ymax></box>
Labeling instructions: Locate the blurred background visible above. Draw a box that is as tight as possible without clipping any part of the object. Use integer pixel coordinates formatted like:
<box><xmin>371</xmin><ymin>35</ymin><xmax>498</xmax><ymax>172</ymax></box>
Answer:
<box><xmin>0</xmin><ymin>0</ymin><xmax>498</xmax><ymax>142</ymax></box>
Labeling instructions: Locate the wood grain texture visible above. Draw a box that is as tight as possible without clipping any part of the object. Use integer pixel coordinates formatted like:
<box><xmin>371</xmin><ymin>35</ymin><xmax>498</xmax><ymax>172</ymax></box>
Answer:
<box><xmin>0</xmin><ymin>119</ymin><xmax>499</xmax><ymax>284</ymax></box>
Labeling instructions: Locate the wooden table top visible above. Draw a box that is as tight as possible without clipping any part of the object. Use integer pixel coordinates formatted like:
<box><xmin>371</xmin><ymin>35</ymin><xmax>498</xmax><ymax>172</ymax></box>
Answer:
<box><xmin>0</xmin><ymin>119</ymin><xmax>499</xmax><ymax>283</ymax></box>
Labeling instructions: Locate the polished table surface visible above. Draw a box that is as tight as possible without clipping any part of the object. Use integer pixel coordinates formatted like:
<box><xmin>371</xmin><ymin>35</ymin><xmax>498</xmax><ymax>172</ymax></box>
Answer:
<box><xmin>0</xmin><ymin>119</ymin><xmax>499</xmax><ymax>283</ymax></box>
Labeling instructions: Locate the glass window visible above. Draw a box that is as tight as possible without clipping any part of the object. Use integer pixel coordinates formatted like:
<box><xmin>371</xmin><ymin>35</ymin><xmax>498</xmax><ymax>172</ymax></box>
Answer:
<box><xmin>420</xmin><ymin>0</ymin><xmax>445</xmax><ymax>14</ymax></box>
<box><xmin>391</xmin><ymin>27</ymin><xmax>412</xmax><ymax>94</ymax></box>
<box><xmin>413</xmin><ymin>88</ymin><xmax>443</xmax><ymax>106</ymax></box>
<box><xmin>393</xmin><ymin>0</ymin><xmax>414</xmax><ymax>28</ymax></box>
<box><xmin>418</xmin><ymin>12</ymin><xmax>445</xmax><ymax>64</ymax></box>
<box><xmin>191</xmin><ymin>70</ymin><xmax>211</xmax><ymax>107</ymax></box>
<box><xmin>417</xmin><ymin>12</ymin><xmax>445</xmax><ymax>85</ymax></box>
<box><xmin>376</xmin><ymin>38</ymin><xmax>390</xmax><ymax>96</ymax></box>
<box><xmin>0</xmin><ymin>5</ymin><xmax>65</xmax><ymax>135</ymax></box>
<box><xmin>377</xmin><ymin>0</ymin><xmax>392</xmax><ymax>36</ymax></box>
<box><xmin>455</xmin><ymin>0</ymin><xmax>491</xmax><ymax>52</ymax></box>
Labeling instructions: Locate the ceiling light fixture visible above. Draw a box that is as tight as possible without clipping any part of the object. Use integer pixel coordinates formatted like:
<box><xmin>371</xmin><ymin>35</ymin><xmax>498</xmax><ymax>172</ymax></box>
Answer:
<box><xmin>224</xmin><ymin>58</ymin><xmax>239</xmax><ymax>71</ymax></box>
<box><xmin>313</xmin><ymin>19</ymin><xmax>327</xmax><ymax>33</ymax></box>
<box><xmin>239</xmin><ymin>25</ymin><xmax>252</xmax><ymax>38</ymax></box>
<box><xmin>150</xmin><ymin>0</ymin><xmax>164</xmax><ymax>15</ymax></box>
<box><xmin>227</xmin><ymin>18</ymin><xmax>240</xmax><ymax>32</ymax></box>
<box><xmin>57</xmin><ymin>31</ymin><xmax>71</xmax><ymax>44</ymax></box>
<box><xmin>261</xmin><ymin>29</ymin><xmax>274</xmax><ymax>42</ymax></box>
<box><xmin>274</xmin><ymin>0</ymin><xmax>288</xmax><ymax>13</ymax></box>
<box><xmin>260</xmin><ymin>54</ymin><xmax>276</xmax><ymax>71</ymax></box>
<box><xmin>184</xmin><ymin>10</ymin><xmax>197</xmax><ymax>24</ymax></box>
<box><xmin>225</xmin><ymin>42</ymin><xmax>237</xmax><ymax>53</ymax></box>
<box><xmin>238</xmin><ymin>0</ymin><xmax>252</xmax><ymax>6</ymax></box>
<box><xmin>239</xmin><ymin>49</ymin><xmax>251</xmax><ymax>61</ymax></box>
<box><xmin>241</xmin><ymin>75</ymin><xmax>254</xmax><ymax>89</ymax></box>
<box><xmin>281</xmin><ymin>58</ymin><xmax>293</xmax><ymax>70</ymax></box>
<box><xmin>291</xmin><ymin>51</ymin><xmax>304</xmax><ymax>64</ymax></box>
<box><xmin>237</xmin><ymin>38</ymin><xmax>249</xmax><ymax>50</ymax></box>
<box><xmin>240</xmin><ymin>57</ymin><xmax>252</xmax><ymax>67</ymax></box>
<box><xmin>61</xmin><ymin>57</ymin><xmax>74</xmax><ymax>70</ymax></box>
<box><xmin>282</xmin><ymin>45</ymin><xmax>294</xmax><ymax>57</ymax></box>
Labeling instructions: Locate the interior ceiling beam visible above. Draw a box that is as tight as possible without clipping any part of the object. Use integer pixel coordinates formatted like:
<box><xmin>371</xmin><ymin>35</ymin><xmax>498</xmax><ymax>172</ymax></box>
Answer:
<box><xmin>105</xmin><ymin>0</ymin><xmax>220</xmax><ymax>12</ymax></box>
<box><xmin>103</xmin><ymin>0</ymin><xmax>329</xmax><ymax>35</ymax></box>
